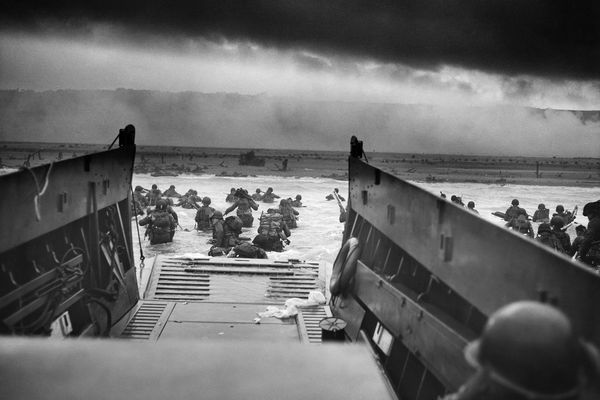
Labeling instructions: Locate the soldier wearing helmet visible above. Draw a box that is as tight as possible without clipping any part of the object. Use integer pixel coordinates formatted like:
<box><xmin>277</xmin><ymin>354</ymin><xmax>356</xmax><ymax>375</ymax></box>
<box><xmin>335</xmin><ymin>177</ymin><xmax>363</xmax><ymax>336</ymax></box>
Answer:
<box><xmin>443</xmin><ymin>301</ymin><xmax>599</xmax><ymax>400</ymax></box>
<box><xmin>579</xmin><ymin>200</ymin><xmax>600</xmax><ymax>267</ymax></box>
<box><xmin>291</xmin><ymin>194</ymin><xmax>303</xmax><ymax>207</ymax></box>
<box><xmin>553</xmin><ymin>205</ymin><xmax>574</xmax><ymax>225</ymax></box>
<box><xmin>131</xmin><ymin>185</ymin><xmax>148</xmax><ymax>215</ymax></box>
<box><xmin>208</xmin><ymin>211</ymin><xmax>242</xmax><ymax>254</ymax></box>
<box><xmin>509</xmin><ymin>214</ymin><xmax>534</xmax><ymax>238</ymax></box>
<box><xmin>262</xmin><ymin>187</ymin><xmax>280</xmax><ymax>203</ymax></box>
<box><xmin>163</xmin><ymin>184</ymin><xmax>181</xmax><ymax>198</ymax></box>
<box><xmin>225</xmin><ymin>188</ymin><xmax>237</xmax><ymax>203</ymax></box>
<box><xmin>251</xmin><ymin>188</ymin><xmax>263</xmax><ymax>201</ymax></box>
<box><xmin>225</xmin><ymin>189</ymin><xmax>259</xmax><ymax>228</ymax></box>
<box><xmin>504</xmin><ymin>199</ymin><xmax>528</xmax><ymax>226</ymax></box>
<box><xmin>176</xmin><ymin>189</ymin><xmax>201</xmax><ymax>209</ymax></box>
<box><xmin>571</xmin><ymin>225</ymin><xmax>587</xmax><ymax>257</ymax></box>
<box><xmin>551</xmin><ymin>216</ymin><xmax>571</xmax><ymax>254</ymax></box>
<box><xmin>145</xmin><ymin>184</ymin><xmax>162</xmax><ymax>206</ymax></box>
<box><xmin>138</xmin><ymin>199</ymin><xmax>176</xmax><ymax>245</ymax></box>
<box><xmin>532</xmin><ymin>203</ymin><xmax>550</xmax><ymax>223</ymax></box>
<box><xmin>194</xmin><ymin>197</ymin><xmax>215</xmax><ymax>232</ymax></box>
<box><xmin>535</xmin><ymin>222</ymin><xmax>563</xmax><ymax>252</ymax></box>
<box><xmin>278</xmin><ymin>198</ymin><xmax>299</xmax><ymax>229</ymax></box>
<box><xmin>467</xmin><ymin>201</ymin><xmax>478</xmax><ymax>214</ymax></box>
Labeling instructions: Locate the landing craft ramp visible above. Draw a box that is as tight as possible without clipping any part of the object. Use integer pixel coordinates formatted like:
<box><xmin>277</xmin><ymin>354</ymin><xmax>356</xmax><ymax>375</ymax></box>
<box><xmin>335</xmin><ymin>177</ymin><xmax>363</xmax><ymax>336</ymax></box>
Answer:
<box><xmin>112</xmin><ymin>256</ymin><xmax>332</xmax><ymax>344</ymax></box>
<box><xmin>331</xmin><ymin>152</ymin><xmax>600</xmax><ymax>399</ymax></box>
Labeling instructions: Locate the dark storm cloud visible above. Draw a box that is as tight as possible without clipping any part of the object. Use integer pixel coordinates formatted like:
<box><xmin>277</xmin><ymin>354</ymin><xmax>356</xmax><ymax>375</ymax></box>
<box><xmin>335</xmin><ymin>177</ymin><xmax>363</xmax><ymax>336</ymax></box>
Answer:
<box><xmin>3</xmin><ymin>0</ymin><xmax>599</xmax><ymax>80</ymax></box>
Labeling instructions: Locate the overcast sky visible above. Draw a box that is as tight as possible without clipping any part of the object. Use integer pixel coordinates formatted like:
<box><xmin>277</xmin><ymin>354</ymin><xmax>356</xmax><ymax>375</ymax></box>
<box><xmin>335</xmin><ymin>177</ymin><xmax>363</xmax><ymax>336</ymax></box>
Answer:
<box><xmin>1</xmin><ymin>1</ymin><xmax>599</xmax><ymax>154</ymax></box>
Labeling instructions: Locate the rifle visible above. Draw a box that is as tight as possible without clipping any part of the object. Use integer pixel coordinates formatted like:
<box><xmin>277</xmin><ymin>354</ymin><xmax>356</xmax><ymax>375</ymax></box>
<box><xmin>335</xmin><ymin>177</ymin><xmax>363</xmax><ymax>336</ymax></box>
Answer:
<box><xmin>560</xmin><ymin>205</ymin><xmax>579</xmax><ymax>231</ymax></box>
<box><xmin>333</xmin><ymin>191</ymin><xmax>345</xmax><ymax>213</ymax></box>
<box><xmin>235</xmin><ymin>188</ymin><xmax>253</xmax><ymax>201</ymax></box>
<box><xmin>177</xmin><ymin>222</ymin><xmax>190</xmax><ymax>232</ymax></box>
<box><xmin>333</xmin><ymin>191</ymin><xmax>347</xmax><ymax>223</ymax></box>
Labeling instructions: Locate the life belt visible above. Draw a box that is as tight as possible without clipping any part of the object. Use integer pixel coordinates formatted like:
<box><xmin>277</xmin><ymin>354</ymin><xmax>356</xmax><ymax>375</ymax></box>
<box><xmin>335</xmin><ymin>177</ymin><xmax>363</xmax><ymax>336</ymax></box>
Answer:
<box><xmin>330</xmin><ymin>237</ymin><xmax>361</xmax><ymax>296</ymax></box>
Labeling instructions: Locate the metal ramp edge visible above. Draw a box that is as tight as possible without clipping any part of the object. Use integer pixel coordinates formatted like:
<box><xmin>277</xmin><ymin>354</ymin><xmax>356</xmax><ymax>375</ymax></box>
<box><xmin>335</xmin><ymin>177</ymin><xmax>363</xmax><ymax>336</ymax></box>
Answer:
<box><xmin>115</xmin><ymin>300</ymin><xmax>174</xmax><ymax>341</ymax></box>
<box><xmin>296</xmin><ymin>305</ymin><xmax>332</xmax><ymax>344</ymax></box>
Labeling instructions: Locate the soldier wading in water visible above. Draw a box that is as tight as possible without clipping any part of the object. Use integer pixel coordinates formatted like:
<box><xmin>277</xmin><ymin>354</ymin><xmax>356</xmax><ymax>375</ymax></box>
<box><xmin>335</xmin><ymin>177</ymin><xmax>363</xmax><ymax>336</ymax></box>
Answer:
<box><xmin>225</xmin><ymin>188</ymin><xmax>259</xmax><ymax>228</ymax></box>
<box><xmin>138</xmin><ymin>199</ymin><xmax>177</xmax><ymax>245</ymax></box>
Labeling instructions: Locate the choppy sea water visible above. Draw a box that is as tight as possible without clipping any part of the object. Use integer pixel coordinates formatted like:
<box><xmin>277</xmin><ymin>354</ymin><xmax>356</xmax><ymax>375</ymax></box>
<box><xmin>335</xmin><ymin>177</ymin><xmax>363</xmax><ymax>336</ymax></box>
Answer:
<box><xmin>131</xmin><ymin>174</ymin><xmax>598</xmax><ymax>290</ymax></box>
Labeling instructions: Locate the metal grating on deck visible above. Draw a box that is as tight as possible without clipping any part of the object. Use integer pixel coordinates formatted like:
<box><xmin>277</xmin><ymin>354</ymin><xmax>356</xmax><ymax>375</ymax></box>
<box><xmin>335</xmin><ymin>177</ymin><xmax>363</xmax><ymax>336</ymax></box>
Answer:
<box><xmin>145</xmin><ymin>256</ymin><xmax>325</xmax><ymax>303</ymax></box>
<box><xmin>149</xmin><ymin>263</ymin><xmax>210</xmax><ymax>301</ymax></box>
<box><xmin>119</xmin><ymin>301</ymin><xmax>172</xmax><ymax>340</ymax></box>
<box><xmin>296</xmin><ymin>305</ymin><xmax>332</xmax><ymax>344</ymax></box>
<box><xmin>267</xmin><ymin>274</ymin><xmax>320</xmax><ymax>300</ymax></box>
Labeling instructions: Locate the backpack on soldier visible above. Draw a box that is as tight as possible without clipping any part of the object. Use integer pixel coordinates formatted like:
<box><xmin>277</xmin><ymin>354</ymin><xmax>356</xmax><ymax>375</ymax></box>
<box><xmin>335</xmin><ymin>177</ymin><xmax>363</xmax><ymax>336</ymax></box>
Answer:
<box><xmin>195</xmin><ymin>206</ymin><xmax>214</xmax><ymax>230</ymax></box>
<box><xmin>225</xmin><ymin>216</ymin><xmax>243</xmax><ymax>234</ymax></box>
<box><xmin>151</xmin><ymin>211</ymin><xmax>172</xmax><ymax>233</ymax></box>
<box><xmin>258</xmin><ymin>212</ymin><xmax>282</xmax><ymax>239</ymax></box>
<box><xmin>208</xmin><ymin>246</ymin><xmax>229</xmax><ymax>257</ymax></box>
<box><xmin>232</xmin><ymin>242</ymin><xmax>268</xmax><ymax>259</ymax></box>
<box><xmin>537</xmin><ymin>232</ymin><xmax>564</xmax><ymax>252</ymax></box>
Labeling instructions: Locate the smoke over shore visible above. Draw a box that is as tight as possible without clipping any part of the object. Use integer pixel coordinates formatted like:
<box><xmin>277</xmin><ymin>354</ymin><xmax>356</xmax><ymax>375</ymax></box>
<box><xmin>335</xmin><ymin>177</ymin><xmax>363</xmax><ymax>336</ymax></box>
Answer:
<box><xmin>0</xmin><ymin>89</ymin><xmax>598</xmax><ymax>157</ymax></box>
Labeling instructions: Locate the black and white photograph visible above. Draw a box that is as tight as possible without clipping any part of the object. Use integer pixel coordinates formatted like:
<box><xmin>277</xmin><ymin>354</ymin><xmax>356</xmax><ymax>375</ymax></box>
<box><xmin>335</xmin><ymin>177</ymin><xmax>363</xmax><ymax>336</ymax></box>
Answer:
<box><xmin>1</xmin><ymin>2</ymin><xmax>599</xmax><ymax>399</ymax></box>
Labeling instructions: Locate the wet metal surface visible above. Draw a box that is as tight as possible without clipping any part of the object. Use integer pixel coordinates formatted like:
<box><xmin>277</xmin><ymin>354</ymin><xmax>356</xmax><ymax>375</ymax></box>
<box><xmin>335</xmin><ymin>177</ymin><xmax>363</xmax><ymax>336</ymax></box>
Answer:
<box><xmin>121</xmin><ymin>256</ymin><xmax>328</xmax><ymax>343</ymax></box>
<box><xmin>145</xmin><ymin>256</ymin><xmax>324</xmax><ymax>304</ymax></box>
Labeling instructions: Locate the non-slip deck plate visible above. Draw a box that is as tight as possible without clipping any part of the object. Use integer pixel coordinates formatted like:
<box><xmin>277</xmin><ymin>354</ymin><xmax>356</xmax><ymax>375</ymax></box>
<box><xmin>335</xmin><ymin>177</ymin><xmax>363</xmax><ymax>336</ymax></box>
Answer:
<box><xmin>144</xmin><ymin>256</ymin><xmax>324</xmax><ymax>304</ymax></box>
<box><xmin>118</xmin><ymin>301</ymin><xmax>174</xmax><ymax>341</ymax></box>
<box><xmin>132</xmin><ymin>256</ymin><xmax>329</xmax><ymax>343</ymax></box>
<box><xmin>297</xmin><ymin>305</ymin><xmax>333</xmax><ymax>344</ymax></box>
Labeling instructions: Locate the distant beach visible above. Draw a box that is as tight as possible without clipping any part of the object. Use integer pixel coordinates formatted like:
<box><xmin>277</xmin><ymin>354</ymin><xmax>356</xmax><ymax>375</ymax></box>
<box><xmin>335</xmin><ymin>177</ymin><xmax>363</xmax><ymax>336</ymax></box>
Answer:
<box><xmin>1</xmin><ymin>142</ymin><xmax>598</xmax><ymax>187</ymax></box>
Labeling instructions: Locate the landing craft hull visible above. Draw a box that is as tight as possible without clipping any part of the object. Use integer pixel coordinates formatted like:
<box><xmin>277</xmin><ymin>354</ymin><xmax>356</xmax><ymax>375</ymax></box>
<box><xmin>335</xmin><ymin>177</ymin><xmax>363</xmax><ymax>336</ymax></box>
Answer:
<box><xmin>1</xmin><ymin>129</ymin><xmax>598</xmax><ymax>400</ymax></box>
<box><xmin>0</xmin><ymin>127</ymin><xmax>397</xmax><ymax>400</ymax></box>
<box><xmin>331</xmin><ymin>154</ymin><xmax>600</xmax><ymax>398</ymax></box>
<box><xmin>0</xmin><ymin>126</ymin><xmax>138</xmax><ymax>337</ymax></box>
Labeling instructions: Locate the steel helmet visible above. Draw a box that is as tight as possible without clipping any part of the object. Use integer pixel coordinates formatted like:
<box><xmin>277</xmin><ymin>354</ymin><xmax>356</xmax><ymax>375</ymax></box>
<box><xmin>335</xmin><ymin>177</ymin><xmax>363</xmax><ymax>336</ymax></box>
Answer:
<box><xmin>296</xmin><ymin>194</ymin><xmax>302</xmax><ymax>200</ymax></box>
<box><xmin>156</xmin><ymin>199</ymin><xmax>167</xmax><ymax>211</ymax></box>
<box><xmin>135</xmin><ymin>186</ymin><xmax>143</xmax><ymax>192</ymax></box>
<box><xmin>210</xmin><ymin>211</ymin><xmax>223</xmax><ymax>220</ymax></box>
<box><xmin>556</xmin><ymin>205</ymin><xmax>565</xmax><ymax>213</ymax></box>
<box><xmin>464</xmin><ymin>301</ymin><xmax>581</xmax><ymax>398</ymax></box>
<box><xmin>550</xmin><ymin>216</ymin><xmax>565</xmax><ymax>229</ymax></box>
<box><xmin>511</xmin><ymin>199</ymin><xmax>519</xmax><ymax>206</ymax></box>
<box><xmin>467</xmin><ymin>201</ymin><xmax>475</xmax><ymax>208</ymax></box>
<box><xmin>583</xmin><ymin>201</ymin><xmax>600</xmax><ymax>217</ymax></box>
<box><xmin>537</xmin><ymin>222</ymin><xmax>551</xmax><ymax>234</ymax></box>
<box><xmin>202</xmin><ymin>196</ymin><xmax>211</xmax><ymax>205</ymax></box>
<box><xmin>538</xmin><ymin>203</ymin><xmax>545</xmax><ymax>209</ymax></box>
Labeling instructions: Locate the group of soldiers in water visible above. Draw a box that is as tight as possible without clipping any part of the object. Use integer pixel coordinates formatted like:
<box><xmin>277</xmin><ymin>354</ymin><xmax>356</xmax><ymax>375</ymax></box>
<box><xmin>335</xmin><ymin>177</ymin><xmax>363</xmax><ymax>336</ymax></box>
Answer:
<box><xmin>501</xmin><ymin>198</ymin><xmax>600</xmax><ymax>268</ymax></box>
<box><xmin>440</xmin><ymin>192</ymin><xmax>600</xmax><ymax>269</ymax></box>
<box><xmin>441</xmin><ymin>192</ymin><xmax>480</xmax><ymax>214</ymax></box>
<box><xmin>131</xmin><ymin>184</ymin><xmax>307</xmax><ymax>258</ymax></box>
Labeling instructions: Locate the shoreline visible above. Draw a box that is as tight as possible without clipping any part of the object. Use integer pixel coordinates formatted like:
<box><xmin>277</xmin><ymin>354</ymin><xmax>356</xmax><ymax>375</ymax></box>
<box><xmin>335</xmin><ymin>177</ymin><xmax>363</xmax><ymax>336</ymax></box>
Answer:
<box><xmin>1</xmin><ymin>143</ymin><xmax>598</xmax><ymax>188</ymax></box>
<box><xmin>134</xmin><ymin>167</ymin><xmax>599</xmax><ymax>188</ymax></box>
